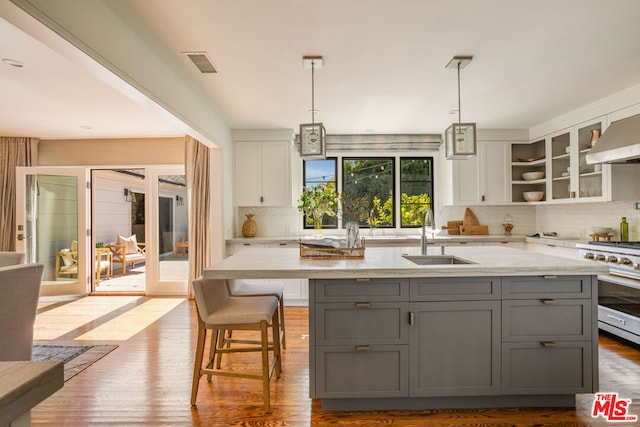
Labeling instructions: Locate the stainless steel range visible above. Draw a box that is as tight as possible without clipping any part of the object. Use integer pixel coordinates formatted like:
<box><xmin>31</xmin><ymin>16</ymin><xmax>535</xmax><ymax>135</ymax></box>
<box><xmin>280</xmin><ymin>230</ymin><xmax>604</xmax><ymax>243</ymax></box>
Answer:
<box><xmin>577</xmin><ymin>241</ymin><xmax>640</xmax><ymax>345</ymax></box>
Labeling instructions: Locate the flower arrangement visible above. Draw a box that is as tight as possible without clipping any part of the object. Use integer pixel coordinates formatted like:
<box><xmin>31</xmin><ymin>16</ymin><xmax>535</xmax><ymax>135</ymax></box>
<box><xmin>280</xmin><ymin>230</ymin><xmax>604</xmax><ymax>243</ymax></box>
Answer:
<box><xmin>297</xmin><ymin>183</ymin><xmax>339</xmax><ymax>225</ymax></box>
<box><xmin>339</xmin><ymin>191</ymin><xmax>370</xmax><ymax>224</ymax></box>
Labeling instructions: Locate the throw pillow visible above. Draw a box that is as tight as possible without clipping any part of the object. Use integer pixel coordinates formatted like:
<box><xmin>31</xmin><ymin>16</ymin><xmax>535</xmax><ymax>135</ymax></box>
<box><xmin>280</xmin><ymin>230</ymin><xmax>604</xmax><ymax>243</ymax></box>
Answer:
<box><xmin>117</xmin><ymin>234</ymin><xmax>139</xmax><ymax>254</ymax></box>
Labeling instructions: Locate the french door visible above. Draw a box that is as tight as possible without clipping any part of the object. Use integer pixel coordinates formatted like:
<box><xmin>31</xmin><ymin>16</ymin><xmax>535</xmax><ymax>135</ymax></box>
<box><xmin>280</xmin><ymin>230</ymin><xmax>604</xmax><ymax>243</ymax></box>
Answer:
<box><xmin>15</xmin><ymin>167</ymin><xmax>89</xmax><ymax>296</ymax></box>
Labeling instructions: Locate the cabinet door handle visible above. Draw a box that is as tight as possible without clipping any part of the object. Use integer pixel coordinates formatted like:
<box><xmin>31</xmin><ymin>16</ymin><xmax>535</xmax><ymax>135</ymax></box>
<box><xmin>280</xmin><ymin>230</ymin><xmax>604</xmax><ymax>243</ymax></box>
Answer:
<box><xmin>355</xmin><ymin>345</ymin><xmax>370</xmax><ymax>351</ymax></box>
<box><xmin>541</xmin><ymin>299</ymin><xmax>557</xmax><ymax>304</ymax></box>
<box><xmin>355</xmin><ymin>278</ymin><xmax>370</xmax><ymax>282</ymax></box>
<box><xmin>409</xmin><ymin>312</ymin><xmax>414</xmax><ymax>326</ymax></box>
<box><xmin>260</xmin><ymin>196</ymin><xmax>264</xmax><ymax>203</ymax></box>
<box><xmin>355</xmin><ymin>302</ymin><xmax>370</xmax><ymax>308</ymax></box>
<box><xmin>543</xmin><ymin>275</ymin><xmax>558</xmax><ymax>279</ymax></box>
<box><xmin>541</xmin><ymin>341</ymin><xmax>556</xmax><ymax>348</ymax></box>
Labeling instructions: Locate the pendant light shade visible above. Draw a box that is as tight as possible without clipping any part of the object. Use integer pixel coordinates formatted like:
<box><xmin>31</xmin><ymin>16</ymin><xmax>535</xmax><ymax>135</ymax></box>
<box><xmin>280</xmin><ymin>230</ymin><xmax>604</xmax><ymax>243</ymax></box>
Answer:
<box><xmin>444</xmin><ymin>56</ymin><xmax>476</xmax><ymax>160</ymax></box>
<box><xmin>299</xmin><ymin>56</ymin><xmax>327</xmax><ymax>159</ymax></box>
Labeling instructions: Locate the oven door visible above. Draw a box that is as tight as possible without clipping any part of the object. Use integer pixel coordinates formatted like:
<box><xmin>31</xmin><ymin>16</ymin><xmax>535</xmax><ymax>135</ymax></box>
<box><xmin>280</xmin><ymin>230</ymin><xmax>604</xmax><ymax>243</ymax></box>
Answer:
<box><xmin>598</xmin><ymin>273</ymin><xmax>640</xmax><ymax>345</ymax></box>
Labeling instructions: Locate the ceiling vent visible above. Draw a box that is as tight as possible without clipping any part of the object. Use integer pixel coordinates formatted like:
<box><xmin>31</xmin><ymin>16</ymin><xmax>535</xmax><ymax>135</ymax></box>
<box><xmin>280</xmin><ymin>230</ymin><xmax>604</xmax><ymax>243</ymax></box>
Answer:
<box><xmin>183</xmin><ymin>52</ymin><xmax>217</xmax><ymax>73</ymax></box>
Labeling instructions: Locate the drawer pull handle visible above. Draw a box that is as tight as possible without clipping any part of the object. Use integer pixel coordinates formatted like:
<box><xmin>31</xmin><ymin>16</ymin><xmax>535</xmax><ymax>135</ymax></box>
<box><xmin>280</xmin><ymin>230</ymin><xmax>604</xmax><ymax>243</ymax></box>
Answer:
<box><xmin>541</xmin><ymin>341</ymin><xmax>556</xmax><ymax>348</ymax></box>
<box><xmin>541</xmin><ymin>299</ymin><xmax>557</xmax><ymax>304</ymax></box>
<box><xmin>409</xmin><ymin>312</ymin><xmax>414</xmax><ymax>326</ymax></box>
<box><xmin>355</xmin><ymin>278</ymin><xmax>370</xmax><ymax>282</ymax></box>
<box><xmin>355</xmin><ymin>302</ymin><xmax>370</xmax><ymax>308</ymax></box>
<box><xmin>355</xmin><ymin>345</ymin><xmax>370</xmax><ymax>351</ymax></box>
<box><xmin>543</xmin><ymin>275</ymin><xmax>558</xmax><ymax>279</ymax></box>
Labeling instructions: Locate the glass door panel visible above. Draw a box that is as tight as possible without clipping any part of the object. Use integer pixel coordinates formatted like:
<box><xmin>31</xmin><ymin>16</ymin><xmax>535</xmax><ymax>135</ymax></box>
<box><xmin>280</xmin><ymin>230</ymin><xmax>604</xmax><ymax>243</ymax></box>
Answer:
<box><xmin>16</xmin><ymin>167</ymin><xmax>88</xmax><ymax>296</ymax></box>
<box><xmin>158</xmin><ymin>172</ymin><xmax>188</xmax><ymax>285</ymax></box>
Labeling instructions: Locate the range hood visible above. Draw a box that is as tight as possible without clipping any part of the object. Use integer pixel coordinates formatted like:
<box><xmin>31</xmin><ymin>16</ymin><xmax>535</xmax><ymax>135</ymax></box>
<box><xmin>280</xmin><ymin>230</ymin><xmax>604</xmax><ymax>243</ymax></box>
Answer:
<box><xmin>586</xmin><ymin>114</ymin><xmax>640</xmax><ymax>164</ymax></box>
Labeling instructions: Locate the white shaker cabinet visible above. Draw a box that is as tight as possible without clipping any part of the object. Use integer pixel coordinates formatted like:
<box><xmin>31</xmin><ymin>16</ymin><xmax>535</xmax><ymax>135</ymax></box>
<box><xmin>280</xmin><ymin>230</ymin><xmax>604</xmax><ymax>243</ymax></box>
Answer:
<box><xmin>447</xmin><ymin>141</ymin><xmax>510</xmax><ymax>205</ymax></box>
<box><xmin>233</xmin><ymin>130</ymin><xmax>294</xmax><ymax>207</ymax></box>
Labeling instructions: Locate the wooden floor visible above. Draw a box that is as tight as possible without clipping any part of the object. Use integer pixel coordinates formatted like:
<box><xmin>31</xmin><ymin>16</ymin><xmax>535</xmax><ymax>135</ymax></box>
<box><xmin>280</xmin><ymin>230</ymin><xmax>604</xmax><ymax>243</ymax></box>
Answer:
<box><xmin>31</xmin><ymin>296</ymin><xmax>640</xmax><ymax>426</ymax></box>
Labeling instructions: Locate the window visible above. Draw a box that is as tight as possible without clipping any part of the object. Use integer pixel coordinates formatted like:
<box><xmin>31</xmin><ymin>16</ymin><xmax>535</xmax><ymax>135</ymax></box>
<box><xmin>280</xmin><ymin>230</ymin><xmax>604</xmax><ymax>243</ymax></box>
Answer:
<box><xmin>400</xmin><ymin>157</ymin><xmax>434</xmax><ymax>227</ymax></box>
<box><xmin>342</xmin><ymin>158</ymin><xmax>394</xmax><ymax>227</ymax></box>
<box><xmin>302</xmin><ymin>158</ymin><xmax>338</xmax><ymax>228</ymax></box>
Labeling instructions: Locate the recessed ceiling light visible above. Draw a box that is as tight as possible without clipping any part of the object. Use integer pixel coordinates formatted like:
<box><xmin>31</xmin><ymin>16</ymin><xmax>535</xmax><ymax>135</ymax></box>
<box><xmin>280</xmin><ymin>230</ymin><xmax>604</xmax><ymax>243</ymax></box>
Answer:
<box><xmin>2</xmin><ymin>58</ymin><xmax>24</xmax><ymax>68</ymax></box>
<box><xmin>80</xmin><ymin>125</ymin><xmax>93</xmax><ymax>130</ymax></box>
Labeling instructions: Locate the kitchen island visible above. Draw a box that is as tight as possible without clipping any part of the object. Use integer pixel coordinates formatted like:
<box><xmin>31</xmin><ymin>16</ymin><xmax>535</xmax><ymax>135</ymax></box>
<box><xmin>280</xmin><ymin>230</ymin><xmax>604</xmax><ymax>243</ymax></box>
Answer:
<box><xmin>204</xmin><ymin>245</ymin><xmax>607</xmax><ymax>411</ymax></box>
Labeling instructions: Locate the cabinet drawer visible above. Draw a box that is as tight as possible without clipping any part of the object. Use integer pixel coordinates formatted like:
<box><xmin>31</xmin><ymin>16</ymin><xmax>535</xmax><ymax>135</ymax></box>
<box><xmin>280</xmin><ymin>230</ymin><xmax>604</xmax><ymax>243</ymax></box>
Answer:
<box><xmin>315</xmin><ymin>302</ymin><xmax>409</xmax><ymax>345</ymax></box>
<box><xmin>314</xmin><ymin>278</ymin><xmax>409</xmax><ymax>302</ymax></box>
<box><xmin>502</xmin><ymin>299</ymin><xmax>591</xmax><ymax>341</ymax></box>
<box><xmin>502</xmin><ymin>342</ymin><xmax>592</xmax><ymax>394</ymax></box>
<box><xmin>502</xmin><ymin>276</ymin><xmax>592</xmax><ymax>299</ymax></box>
<box><xmin>315</xmin><ymin>345</ymin><xmax>408</xmax><ymax>398</ymax></box>
<box><xmin>410</xmin><ymin>277</ymin><xmax>500</xmax><ymax>301</ymax></box>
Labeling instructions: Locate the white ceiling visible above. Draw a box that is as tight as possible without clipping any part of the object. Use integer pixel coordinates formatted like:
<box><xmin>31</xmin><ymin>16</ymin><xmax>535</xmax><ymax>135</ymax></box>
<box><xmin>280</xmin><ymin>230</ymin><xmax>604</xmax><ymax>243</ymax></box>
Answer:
<box><xmin>2</xmin><ymin>0</ymin><xmax>640</xmax><ymax>139</ymax></box>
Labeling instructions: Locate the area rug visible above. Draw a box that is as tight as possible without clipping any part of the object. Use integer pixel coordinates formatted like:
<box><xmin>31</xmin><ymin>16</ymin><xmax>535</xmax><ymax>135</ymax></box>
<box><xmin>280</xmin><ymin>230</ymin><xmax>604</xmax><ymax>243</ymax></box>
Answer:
<box><xmin>32</xmin><ymin>344</ymin><xmax>118</xmax><ymax>381</ymax></box>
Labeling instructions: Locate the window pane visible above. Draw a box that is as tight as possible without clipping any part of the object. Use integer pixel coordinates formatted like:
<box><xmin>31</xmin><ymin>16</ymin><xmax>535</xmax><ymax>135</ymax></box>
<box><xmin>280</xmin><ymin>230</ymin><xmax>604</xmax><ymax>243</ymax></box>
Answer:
<box><xmin>302</xmin><ymin>158</ymin><xmax>338</xmax><ymax>228</ymax></box>
<box><xmin>342</xmin><ymin>158</ymin><xmax>394</xmax><ymax>227</ymax></box>
<box><xmin>400</xmin><ymin>157</ymin><xmax>433</xmax><ymax>227</ymax></box>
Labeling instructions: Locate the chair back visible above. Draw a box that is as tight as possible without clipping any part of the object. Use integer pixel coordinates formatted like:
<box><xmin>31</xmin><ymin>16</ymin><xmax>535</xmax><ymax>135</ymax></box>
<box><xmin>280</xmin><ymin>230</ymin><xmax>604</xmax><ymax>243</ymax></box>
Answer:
<box><xmin>0</xmin><ymin>252</ymin><xmax>26</xmax><ymax>267</ymax></box>
<box><xmin>0</xmin><ymin>263</ymin><xmax>44</xmax><ymax>361</ymax></box>
<box><xmin>192</xmin><ymin>277</ymin><xmax>231</xmax><ymax>322</ymax></box>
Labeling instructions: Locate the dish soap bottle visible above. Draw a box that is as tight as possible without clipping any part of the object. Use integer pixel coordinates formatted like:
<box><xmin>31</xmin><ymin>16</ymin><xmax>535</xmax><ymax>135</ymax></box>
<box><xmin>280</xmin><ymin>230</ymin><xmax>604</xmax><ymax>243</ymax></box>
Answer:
<box><xmin>620</xmin><ymin>217</ymin><xmax>629</xmax><ymax>242</ymax></box>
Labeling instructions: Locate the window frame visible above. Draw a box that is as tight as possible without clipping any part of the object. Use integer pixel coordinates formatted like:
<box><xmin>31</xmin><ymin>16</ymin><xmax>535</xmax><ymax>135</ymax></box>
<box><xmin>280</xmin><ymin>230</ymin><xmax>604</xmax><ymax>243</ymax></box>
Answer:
<box><xmin>341</xmin><ymin>157</ymin><xmax>396</xmax><ymax>228</ymax></box>
<box><xmin>399</xmin><ymin>156</ymin><xmax>435</xmax><ymax>228</ymax></box>
<box><xmin>301</xmin><ymin>157</ymin><xmax>338</xmax><ymax>229</ymax></box>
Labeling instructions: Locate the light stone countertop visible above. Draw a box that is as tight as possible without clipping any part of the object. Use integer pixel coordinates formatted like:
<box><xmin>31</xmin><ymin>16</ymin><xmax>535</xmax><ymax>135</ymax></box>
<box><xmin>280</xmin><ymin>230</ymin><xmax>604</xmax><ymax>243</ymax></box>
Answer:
<box><xmin>204</xmin><ymin>245</ymin><xmax>607</xmax><ymax>280</ymax></box>
<box><xmin>227</xmin><ymin>234</ymin><xmax>527</xmax><ymax>245</ymax></box>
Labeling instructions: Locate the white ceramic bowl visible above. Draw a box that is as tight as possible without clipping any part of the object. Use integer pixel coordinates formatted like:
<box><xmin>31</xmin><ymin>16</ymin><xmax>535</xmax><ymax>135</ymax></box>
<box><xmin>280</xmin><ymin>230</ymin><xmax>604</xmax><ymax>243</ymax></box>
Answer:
<box><xmin>522</xmin><ymin>171</ymin><xmax>544</xmax><ymax>181</ymax></box>
<box><xmin>591</xmin><ymin>227</ymin><xmax>613</xmax><ymax>235</ymax></box>
<box><xmin>522</xmin><ymin>191</ymin><xmax>544</xmax><ymax>202</ymax></box>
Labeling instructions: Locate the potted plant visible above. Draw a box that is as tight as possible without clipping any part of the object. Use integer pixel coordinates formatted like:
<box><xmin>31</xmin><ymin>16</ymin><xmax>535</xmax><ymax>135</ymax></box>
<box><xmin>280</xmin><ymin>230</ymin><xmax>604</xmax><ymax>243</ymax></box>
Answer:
<box><xmin>340</xmin><ymin>191</ymin><xmax>370</xmax><ymax>247</ymax></box>
<box><xmin>297</xmin><ymin>183</ymin><xmax>338</xmax><ymax>236</ymax></box>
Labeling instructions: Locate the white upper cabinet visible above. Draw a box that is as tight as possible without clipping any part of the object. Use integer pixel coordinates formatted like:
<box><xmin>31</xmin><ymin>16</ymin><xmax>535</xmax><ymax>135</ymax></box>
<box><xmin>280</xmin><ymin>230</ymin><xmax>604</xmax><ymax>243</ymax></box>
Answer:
<box><xmin>448</xmin><ymin>140</ymin><xmax>510</xmax><ymax>205</ymax></box>
<box><xmin>233</xmin><ymin>130</ymin><xmax>294</xmax><ymax>207</ymax></box>
<box><xmin>512</xmin><ymin>116</ymin><xmax>640</xmax><ymax>204</ymax></box>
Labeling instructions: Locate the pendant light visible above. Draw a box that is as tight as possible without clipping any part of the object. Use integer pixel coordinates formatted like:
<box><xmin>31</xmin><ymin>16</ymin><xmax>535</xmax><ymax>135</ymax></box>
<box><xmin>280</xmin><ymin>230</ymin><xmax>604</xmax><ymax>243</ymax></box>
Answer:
<box><xmin>299</xmin><ymin>55</ymin><xmax>327</xmax><ymax>159</ymax></box>
<box><xmin>444</xmin><ymin>55</ymin><xmax>476</xmax><ymax>159</ymax></box>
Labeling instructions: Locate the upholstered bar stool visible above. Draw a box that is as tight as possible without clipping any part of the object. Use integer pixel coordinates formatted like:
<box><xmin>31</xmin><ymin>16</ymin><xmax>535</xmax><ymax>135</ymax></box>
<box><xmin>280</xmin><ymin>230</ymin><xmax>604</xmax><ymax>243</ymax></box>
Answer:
<box><xmin>228</xmin><ymin>279</ymin><xmax>286</xmax><ymax>349</ymax></box>
<box><xmin>191</xmin><ymin>277</ymin><xmax>282</xmax><ymax>412</ymax></box>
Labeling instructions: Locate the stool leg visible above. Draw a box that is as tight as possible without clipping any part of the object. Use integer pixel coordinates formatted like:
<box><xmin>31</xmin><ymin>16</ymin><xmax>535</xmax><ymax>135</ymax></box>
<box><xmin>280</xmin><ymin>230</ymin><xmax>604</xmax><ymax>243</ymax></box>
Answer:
<box><xmin>191</xmin><ymin>319</ymin><xmax>207</xmax><ymax>405</ymax></box>
<box><xmin>272</xmin><ymin>309</ymin><xmax>282</xmax><ymax>377</ymax></box>
<box><xmin>278</xmin><ymin>295</ymin><xmax>286</xmax><ymax>349</ymax></box>
<box><xmin>206</xmin><ymin>329</ymin><xmax>219</xmax><ymax>381</ymax></box>
<box><xmin>260</xmin><ymin>320</ymin><xmax>271</xmax><ymax>413</ymax></box>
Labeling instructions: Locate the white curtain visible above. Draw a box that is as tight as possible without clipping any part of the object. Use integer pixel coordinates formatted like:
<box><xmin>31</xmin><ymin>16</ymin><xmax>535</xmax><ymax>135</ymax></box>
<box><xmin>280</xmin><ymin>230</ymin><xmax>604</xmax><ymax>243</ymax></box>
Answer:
<box><xmin>0</xmin><ymin>137</ymin><xmax>38</xmax><ymax>251</ymax></box>
<box><xmin>185</xmin><ymin>136</ymin><xmax>211</xmax><ymax>297</ymax></box>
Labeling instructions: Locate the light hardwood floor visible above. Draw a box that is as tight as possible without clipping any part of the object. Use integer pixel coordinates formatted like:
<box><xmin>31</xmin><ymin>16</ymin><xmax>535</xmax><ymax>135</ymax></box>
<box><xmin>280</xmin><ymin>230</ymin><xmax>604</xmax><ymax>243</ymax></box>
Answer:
<box><xmin>31</xmin><ymin>296</ymin><xmax>640</xmax><ymax>426</ymax></box>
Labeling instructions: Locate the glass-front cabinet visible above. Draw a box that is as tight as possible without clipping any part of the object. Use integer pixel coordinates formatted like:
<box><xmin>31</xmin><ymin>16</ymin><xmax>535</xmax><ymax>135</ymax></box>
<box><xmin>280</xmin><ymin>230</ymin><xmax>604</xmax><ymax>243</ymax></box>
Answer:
<box><xmin>511</xmin><ymin>117</ymin><xmax>609</xmax><ymax>204</ymax></box>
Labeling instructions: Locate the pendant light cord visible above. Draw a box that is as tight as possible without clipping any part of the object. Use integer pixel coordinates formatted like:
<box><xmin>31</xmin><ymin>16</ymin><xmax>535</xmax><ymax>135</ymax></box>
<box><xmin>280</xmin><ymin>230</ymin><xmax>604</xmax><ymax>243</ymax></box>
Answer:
<box><xmin>457</xmin><ymin>61</ymin><xmax>462</xmax><ymax>124</ymax></box>
<box><xmin>311</xmin><ymin>61</ymin><xmax>316</xmax><ymax>125</ymax></box>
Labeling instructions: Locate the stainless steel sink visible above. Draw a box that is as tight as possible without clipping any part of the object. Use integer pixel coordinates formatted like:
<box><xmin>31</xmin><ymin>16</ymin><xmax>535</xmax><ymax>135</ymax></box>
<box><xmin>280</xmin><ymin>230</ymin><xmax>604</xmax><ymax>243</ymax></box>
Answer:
<box><xmin>402</xmin><ymin>255</ymin><xmax>475</xmax><ymax>265</ymax></box>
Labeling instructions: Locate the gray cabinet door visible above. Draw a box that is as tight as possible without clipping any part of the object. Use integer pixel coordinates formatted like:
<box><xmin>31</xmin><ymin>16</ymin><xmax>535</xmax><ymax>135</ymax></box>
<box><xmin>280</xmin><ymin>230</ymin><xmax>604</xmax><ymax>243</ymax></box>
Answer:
<box><xmin>315</xmin><ymin>345</ymin><xmax>409</xmax><ymax>398</ymax></box>
<box><xmin>502</xmin><ymin>342</ymin><xmax>592</xmax><ymax>394</ymax></box>
<box><xmin>502</xmin><ymin>276</ymin><xmax>592</xmax><ymax>299</ymax></box>
<box><xmin>502</xmin><ymin>299</ymin><xmax>591</xmax><ymax>342</ymax></box>
<box><xmin>410</xmin><ymin>277</ymin><xmax>500</xmax><ymax>301</ymax></box>
<box><xmin>315</xmin><ymin>302</ymin><xmax>410</xmax><ymax>346</ymax></box>
<box><xmin>315</xmin><ymin>278</ymin><xmax>409</xmax><ymax>302</ymax></box>
<box><xmin>409</xmin><ymin>301</ymin><xmax>501</xmax><ymax>396</ymax></box>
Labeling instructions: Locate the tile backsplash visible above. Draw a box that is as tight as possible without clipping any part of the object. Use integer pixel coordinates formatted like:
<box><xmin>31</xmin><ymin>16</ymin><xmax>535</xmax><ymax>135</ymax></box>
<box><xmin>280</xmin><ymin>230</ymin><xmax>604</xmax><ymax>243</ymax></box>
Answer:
<box><xmin>237</xmin><ymin>201</ymin><xmax>640</xmax><ymax>240</ymax></box>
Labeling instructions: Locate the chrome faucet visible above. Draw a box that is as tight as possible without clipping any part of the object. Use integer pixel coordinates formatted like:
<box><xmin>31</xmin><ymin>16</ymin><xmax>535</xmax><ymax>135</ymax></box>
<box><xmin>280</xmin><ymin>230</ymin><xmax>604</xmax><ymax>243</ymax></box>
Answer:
<box><xmin>421</xmin><ymin>209</ymin><xmax>435</xmax><ymax>255</ymax></box>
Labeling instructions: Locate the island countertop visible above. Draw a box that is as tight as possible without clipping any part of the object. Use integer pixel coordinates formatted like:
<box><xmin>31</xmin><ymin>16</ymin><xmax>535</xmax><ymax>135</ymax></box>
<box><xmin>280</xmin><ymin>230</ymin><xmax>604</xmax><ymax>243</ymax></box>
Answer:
<box><xmin>204</xmin><ymin>245</ymin><xmax>607</xmax><ymax>279</ymax></box>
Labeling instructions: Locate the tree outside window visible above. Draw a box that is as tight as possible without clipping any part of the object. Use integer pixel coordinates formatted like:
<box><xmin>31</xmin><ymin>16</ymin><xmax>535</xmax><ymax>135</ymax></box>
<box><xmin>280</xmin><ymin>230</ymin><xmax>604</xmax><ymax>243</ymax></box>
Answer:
<box><xmin>400</xmin><ymin>157</ymin><xmax>434</xmax><ymax>227</ymax></box>
<box><xmin>302</xmin><ymin>158</ymin><xmax>338</xmax><ymax>228</ymax></box>
<box><xmin>342</xmin><ymin>158</ymin><xmax>394</xmax><ymax>227</ymax></box>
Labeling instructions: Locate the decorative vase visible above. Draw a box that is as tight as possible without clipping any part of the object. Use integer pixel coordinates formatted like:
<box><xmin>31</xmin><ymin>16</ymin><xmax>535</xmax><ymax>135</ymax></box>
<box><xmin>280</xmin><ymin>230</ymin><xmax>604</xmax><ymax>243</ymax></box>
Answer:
<box><xmin>242</xmin><ymin>214</ymin><xmax>257</xmax><ymax>237</ymax></box>
<box><xmin>313</xmin><ymin>214</ymin><xmax>323</xmax><ymax>238</ymax></box>
<box><xmin>590</xmin><ymin>129</ymin><xmax>601</xmax><ymax>147</ymax></box>
<box><xmin>346</xmin><ymin>221</ymin><xmax>361</xmax><ymax>248</ymax></box>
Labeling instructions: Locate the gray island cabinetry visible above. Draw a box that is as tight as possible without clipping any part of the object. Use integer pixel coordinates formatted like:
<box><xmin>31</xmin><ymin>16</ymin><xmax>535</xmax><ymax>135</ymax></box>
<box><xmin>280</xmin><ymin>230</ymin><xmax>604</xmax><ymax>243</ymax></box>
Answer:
<box><xmin>203</xmin><ymin>246</ymin><xmax>605</xmax><ymax>411</ymax></box>
<box><xmin>311</xmin><ymin>275</ymin><xmax>596</xmax><ymax>411</ymax></box>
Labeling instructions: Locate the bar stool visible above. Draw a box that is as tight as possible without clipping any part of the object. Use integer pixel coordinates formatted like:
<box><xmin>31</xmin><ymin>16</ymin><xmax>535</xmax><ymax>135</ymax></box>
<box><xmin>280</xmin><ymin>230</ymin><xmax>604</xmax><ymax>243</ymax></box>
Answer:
<box><xmin>191</xmin><ymin>277</ymin><xmax>282</xmax><ymax>412</ymax></box>
<box><xmin>227</xmin><ymin>279</ymin><xmax>286</xmax><ymax>349</ymax></box>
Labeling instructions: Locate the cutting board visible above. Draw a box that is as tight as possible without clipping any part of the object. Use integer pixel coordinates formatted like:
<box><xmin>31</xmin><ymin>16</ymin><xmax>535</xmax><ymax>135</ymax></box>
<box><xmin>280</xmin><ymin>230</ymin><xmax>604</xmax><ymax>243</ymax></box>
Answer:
<box><xmin>443</xmin><ymin>220</ymin><xmax>463</xmax><ymax>235</ymax></box>
<box><xmin>463</xmin><ymin>208</ymin><xmax>480</xmax><ymax>226</ymax></box>
<box><xmin>460</xmin><ymin>225</ymin><xmax>489</xmax><ymax>235</ymax></box>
